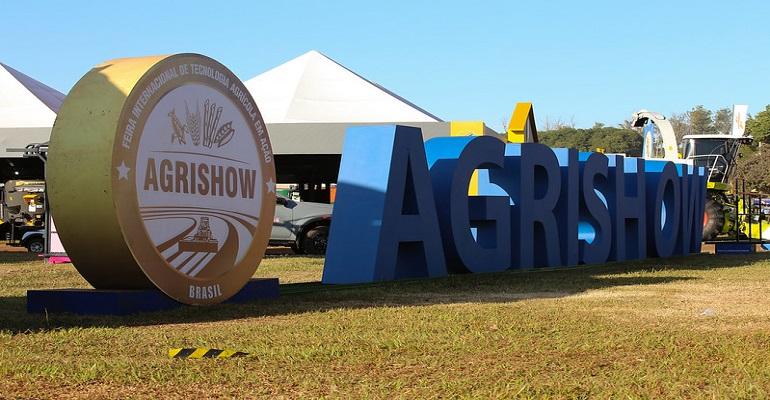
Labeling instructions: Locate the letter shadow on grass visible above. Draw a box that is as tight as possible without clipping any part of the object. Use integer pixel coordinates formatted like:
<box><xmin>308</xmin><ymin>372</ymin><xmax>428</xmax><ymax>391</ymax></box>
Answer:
<box><xmin>1</xmin><ymin>252</ymin><xmax>767</xmax><ymax>333</ymax></box>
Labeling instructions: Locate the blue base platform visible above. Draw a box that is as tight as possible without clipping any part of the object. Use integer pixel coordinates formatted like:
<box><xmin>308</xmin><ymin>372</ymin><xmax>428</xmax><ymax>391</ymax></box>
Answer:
<box><xmin>26</xmin><ymin>278</ymin><xmax>280</xmax><ymax>315</ymax></box>
<box><xmin>714</xmin><ymin>242</ymin><xmax>756</xmax><ymax>255</ymax></box>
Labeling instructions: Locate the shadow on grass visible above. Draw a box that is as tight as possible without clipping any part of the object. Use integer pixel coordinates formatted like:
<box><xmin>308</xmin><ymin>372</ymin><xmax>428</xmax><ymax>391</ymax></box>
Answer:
<box><xmin>1</xmin><ymin>252</ymin><xmax>768</xmax><ymax>333</ymax></box>
<box><xmin>0</xmin><ymin>252</ymin><xmax>40</xmax><ymax>264</ymax></box>
<box><xmin>263</xmin><ymin>247</ymin><xmax>325</xmax><ymax>259</ymax></box>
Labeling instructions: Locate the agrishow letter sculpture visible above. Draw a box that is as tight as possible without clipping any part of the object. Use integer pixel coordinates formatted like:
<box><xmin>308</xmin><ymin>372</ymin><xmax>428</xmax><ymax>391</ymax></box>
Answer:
<box><xmin>323</xmin><ymin>125</ymin><xmax>705</xmax><ymax>284</ymax></box>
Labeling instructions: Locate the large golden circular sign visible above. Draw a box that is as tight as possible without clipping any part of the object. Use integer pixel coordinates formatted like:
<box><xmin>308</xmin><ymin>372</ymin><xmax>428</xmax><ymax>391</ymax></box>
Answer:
<box><xmin>48</xmin><ymin>54</ymin><xmax>276</xmax><ymax>305</ymax></box>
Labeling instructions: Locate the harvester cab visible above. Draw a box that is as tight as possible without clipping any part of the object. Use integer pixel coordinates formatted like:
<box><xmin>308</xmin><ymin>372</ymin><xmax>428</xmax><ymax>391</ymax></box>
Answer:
<box><xmin>681</xmin><ymin>134</ymin><xmax>753</xmax><ymax>240</ymax></box>
<box><xmin>681</xmin><ymin>134</ymin><xmax>752</xmax><ymax>190</ymax></box>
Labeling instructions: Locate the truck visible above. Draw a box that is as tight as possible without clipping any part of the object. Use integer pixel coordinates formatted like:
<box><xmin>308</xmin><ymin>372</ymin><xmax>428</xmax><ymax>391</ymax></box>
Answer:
<box><xmin>270</xmin><ymin>195</ymin><xmax>333</xmax><ymax>255</ymax></box>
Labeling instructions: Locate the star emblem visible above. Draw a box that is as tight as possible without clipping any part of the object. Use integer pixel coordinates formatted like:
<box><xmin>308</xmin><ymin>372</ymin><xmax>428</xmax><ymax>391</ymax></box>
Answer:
<box><xmin>116</xmin><ymin>161</ymin><xmax>130</xmax><ymax>180</ymax></box>
<box><xmin>266</xmin><ymin>179</ymin><xmax>275</xmax><ymax>193</ymax></box>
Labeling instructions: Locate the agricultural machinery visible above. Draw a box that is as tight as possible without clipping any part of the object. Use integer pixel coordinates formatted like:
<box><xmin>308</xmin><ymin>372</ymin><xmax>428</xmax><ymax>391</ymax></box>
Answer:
<box><xmin>0</xmin><ymin>179</ymin><xmax>46</xmax><ymax>252</ymax></box>
<box><xmin>631</xmin><ymin>106</ymin><xmax>770</xmax><ymax>243</ymax></box>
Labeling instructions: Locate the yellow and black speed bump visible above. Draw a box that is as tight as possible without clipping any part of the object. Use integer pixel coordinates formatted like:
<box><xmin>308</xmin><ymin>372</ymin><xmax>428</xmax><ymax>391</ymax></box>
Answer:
<box><xmin>169</xmin><ymin>348</ymin><xmax>249</xmax><ymax>359</ymax></box>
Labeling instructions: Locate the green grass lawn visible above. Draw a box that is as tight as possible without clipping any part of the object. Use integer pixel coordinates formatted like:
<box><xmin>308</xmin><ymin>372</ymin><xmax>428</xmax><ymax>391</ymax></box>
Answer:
<box><xmin>2</xmin><ymin>252</ymin><xmax>770</xmax><ymax>398</ymax></box>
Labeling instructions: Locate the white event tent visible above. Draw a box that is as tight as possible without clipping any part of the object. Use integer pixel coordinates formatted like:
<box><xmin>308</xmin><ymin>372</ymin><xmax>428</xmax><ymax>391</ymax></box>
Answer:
<box><xmin>245</xmin><ymin>50</ymin><xmax>441</xmax><ymax>125</ymax></box>
<box><xmin>0</xmin><ymin>63</ymin><xmax>64</xmax><ymax>180</ymax></box>
<box><xmin>244</xmin><ymin>51</ymin><xmax>449</xmax><ymax>200</ymax></box>
<box><xmin>0</xmin><ymin>62</ymin><xmax>64</xmax><ymax>158</ymax></box>
<box><xmin>244</xmin><ymin>50</ymin><xmax>449</xmax><ymax>155</ymax></box>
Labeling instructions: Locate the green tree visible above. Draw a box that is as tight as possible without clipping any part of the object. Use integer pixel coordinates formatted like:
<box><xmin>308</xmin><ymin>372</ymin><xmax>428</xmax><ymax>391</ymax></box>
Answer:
<box><xmin>590</xmin><ymin>127</ymin><xmax>642</xmax><ymax>156</ymax></box>
<box><xmin>617</xmin><ymin>119</ymin><xmax>634</xmax><ymax>129</ymax></box>
<box><xmin>538</xmin><ymin>127</ymin><xmax>589</xmax><ymax>150</ymax></box>
<box><xmin>737</xmin><ymin>150</ymin><xmax>770</xmax><ymax>193</ymax></box>
<box><xmin>538</xmin><ymin>126</ymin><xmax>641</xmax><ymax>156</ymax></box>
<box><xmin>714</xmin><ymin>107</ymin><xmax>732</xmax><ymax>134</ymax></box>
<box><xmin>746</xmin><ymin>105</ymin><xmax>770</xmax><ymax>143</ymax></box>
<box><xmin>668</xmin><ymin>112</ymin><xmax>690</xmax><ymax>143</ymax></box>
<box><xmin>688</xmin><ymin>105</ymin><xmax>716</xmax><ymax>135</ymax></box>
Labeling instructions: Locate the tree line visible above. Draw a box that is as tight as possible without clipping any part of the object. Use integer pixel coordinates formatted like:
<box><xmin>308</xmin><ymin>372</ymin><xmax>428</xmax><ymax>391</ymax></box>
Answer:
<box><xmin>737</xmin><ymin>105</ymin><xmax>770</xmax><ymax>192</ymax></box>
<box><xmin>534</xmin><ymin>104</ymin><xmax>770</xmax><ymax>192</ymax></box>
<box><xmin>537</xmin><ymin>124</ymin><xmax>642</xmax><ymax>156</ymax></box>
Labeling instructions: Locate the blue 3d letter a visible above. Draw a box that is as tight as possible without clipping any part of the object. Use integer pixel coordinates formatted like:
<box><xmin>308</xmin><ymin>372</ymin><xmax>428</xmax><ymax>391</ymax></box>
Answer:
<box><xmin>322</xmin><ymin>125</ymin><xmax>447</xmax><ymax>284</ymax></box>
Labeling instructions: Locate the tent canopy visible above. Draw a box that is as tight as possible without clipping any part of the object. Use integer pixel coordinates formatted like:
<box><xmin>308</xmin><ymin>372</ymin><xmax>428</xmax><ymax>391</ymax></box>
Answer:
<box><xmin>245</xmin><ymin>50</ymin><xmax>441</xmax><ymax>124</ymax></box>
<box><xmin>245</xmin><ymin>50</ymin><xmax>446</xmax><ymax>194</ymax></box>
<box><xmin>0</xmin><ymin>62</ymin><xmax>64</xmax><ymax>158</ymax></box>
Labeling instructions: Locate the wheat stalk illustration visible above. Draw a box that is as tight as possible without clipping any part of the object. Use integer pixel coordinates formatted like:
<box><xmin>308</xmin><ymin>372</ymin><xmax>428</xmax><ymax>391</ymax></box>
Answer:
<box><xmin>202</xmin><ymin>99</ymin><xmax>223</xmax><ymax>148</ymax></box>
<box><xmin>184</xmin><ymin>101</ymin><xmax>201</xmax><ymax>146</ymax></box>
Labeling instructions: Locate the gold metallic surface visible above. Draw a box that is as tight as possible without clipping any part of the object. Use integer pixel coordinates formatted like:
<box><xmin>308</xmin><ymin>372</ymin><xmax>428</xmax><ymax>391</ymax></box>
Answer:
<box><xmin>48</xmin><ymin>56</ymin><xmax>166</xmax><ymax>289</ymax></box>
<box><xmin>48</xmin><ymin>54</ymin><xmax>276</xmax><ymax>304</ymax></box>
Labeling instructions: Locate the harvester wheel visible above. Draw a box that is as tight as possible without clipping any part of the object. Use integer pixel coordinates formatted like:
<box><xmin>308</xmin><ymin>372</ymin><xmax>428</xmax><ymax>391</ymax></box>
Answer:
<box><xmin>702</xmin><ymin>199</ymin><xmax>724</xmax><ymax>240</ymax></box>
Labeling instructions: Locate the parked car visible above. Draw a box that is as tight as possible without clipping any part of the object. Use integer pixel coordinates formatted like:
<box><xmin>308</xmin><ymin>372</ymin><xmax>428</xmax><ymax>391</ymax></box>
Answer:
<box><xmin>270</xmin><ymin>196</ymin><xmax>333</xmax><ymax>255</ymax></box>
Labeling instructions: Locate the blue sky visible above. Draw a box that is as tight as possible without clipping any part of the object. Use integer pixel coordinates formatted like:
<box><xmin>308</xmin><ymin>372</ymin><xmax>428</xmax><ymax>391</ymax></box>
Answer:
<box><xmin>3</xmin><ymin>1</ymin><xmax>768</xmax><ymax>129</ymax></box>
